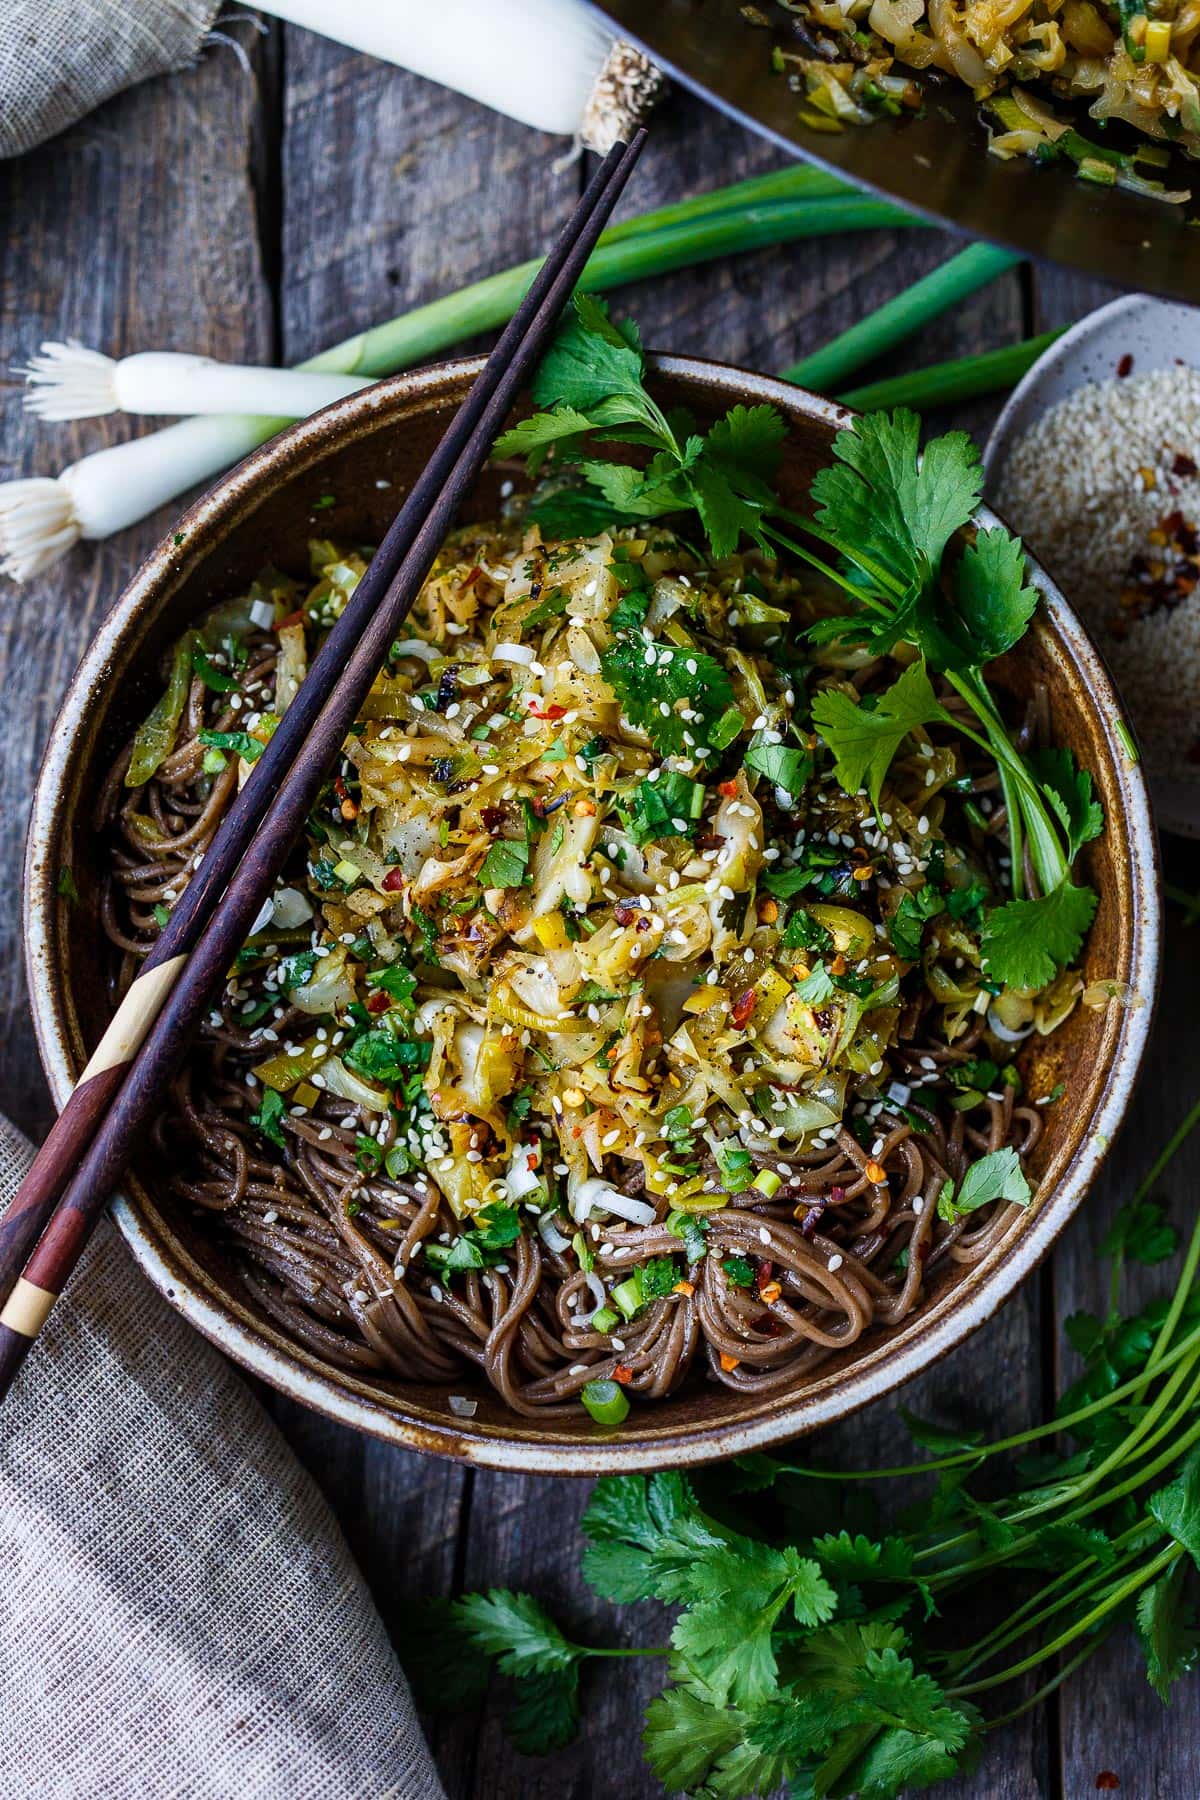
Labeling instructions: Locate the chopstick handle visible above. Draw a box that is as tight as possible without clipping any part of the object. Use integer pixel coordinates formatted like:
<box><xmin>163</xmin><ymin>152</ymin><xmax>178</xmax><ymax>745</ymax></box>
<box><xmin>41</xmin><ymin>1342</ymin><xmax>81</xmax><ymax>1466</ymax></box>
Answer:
<box><xmin>0</xmin><ymin>135</ymin><xmax>641</xmax><ymax>1319</ymax></box>
<box><xmin>0</xmin><ymin>131</ymin><xmax>647</xmax><ymax>1398</ymax></box>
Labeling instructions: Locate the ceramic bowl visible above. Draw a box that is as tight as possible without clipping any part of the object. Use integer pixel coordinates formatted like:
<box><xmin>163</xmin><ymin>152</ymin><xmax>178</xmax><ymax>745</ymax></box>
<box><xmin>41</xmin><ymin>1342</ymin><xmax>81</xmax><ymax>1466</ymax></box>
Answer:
<box><xmin>983</xmin><ymin>292</ymin><xmax>1200</xmax><ymax>839</ymax></box>
<box><xmin>25</xmin><ymin>355</ymin><xmax>1160</xmax><ymax>1474</ymax></box>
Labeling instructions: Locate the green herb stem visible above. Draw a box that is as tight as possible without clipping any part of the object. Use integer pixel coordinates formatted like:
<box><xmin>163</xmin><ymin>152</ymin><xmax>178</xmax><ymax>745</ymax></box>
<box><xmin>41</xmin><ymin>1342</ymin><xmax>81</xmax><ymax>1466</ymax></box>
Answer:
<box><xmin>946</xmin><ymin>1543</ymin><xmax>1182</xmax><ymax>1698</ymax></box>
<box><xmin>783</xmin><ymin>244</ymin><xmax>1020</xmax><ymax>396</ymax></box>
<box><xmin>1143</xmin><ymin>1093</ymin><xmax>1200</xmax><ymax>1368</ymax></box>
<box><xmin>983</xmin><ymin>1637</ymin><xmax>1102</xmax><ymax>1729</ymax></box>
<box><xmin>837</xmin><ymin>329</ymin><xmax>1066</xmax><ymax>413</ymax></box>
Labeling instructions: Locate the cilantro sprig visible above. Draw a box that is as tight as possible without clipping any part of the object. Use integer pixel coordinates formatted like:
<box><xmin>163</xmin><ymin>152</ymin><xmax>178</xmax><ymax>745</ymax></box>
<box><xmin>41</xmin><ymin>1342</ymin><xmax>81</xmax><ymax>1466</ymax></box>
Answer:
<box><xmin>500</xmin><ymin>298</ymin><xmax>1101</xmax><ymax>996</ymax></box>
<box><xmin>413</xmin><ymin>1101</ymin><xmax>1200</xmax><ymax>1797</ymax></box>
<box><xmin>496</xmin><ymin>295</ymin><xmax>786</xmax><ymax>560</ymax></box>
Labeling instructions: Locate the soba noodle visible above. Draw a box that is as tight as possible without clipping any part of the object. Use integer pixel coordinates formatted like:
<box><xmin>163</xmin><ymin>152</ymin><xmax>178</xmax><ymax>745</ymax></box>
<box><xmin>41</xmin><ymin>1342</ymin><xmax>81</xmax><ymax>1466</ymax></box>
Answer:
<box><xmin>96</xmin><ymin>520</ymin><xmax>1076</xmax><ymax>1419</ymax></box>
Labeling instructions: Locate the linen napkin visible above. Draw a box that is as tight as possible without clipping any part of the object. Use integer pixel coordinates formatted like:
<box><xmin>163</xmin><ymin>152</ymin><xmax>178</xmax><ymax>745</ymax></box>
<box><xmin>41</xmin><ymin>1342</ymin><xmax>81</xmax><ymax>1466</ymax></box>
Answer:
<box><xmin>0</xmin><ymin>0</ymin><xmax>220</xmax><ymax>160</ymax></box>
<box><xmin>0</xmin><ymin>1113</ymin><xmax>446</xmax><ymax>1800</ymax></box>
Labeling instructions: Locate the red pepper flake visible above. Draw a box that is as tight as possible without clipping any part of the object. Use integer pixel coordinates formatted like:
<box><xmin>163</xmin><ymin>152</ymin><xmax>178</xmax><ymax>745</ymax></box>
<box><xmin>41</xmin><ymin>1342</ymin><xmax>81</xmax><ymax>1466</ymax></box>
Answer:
<box><xmin>528</xmin><ymin>702</ymin><xmax>566</xmax><ymax>720</ymax></box>
<box><xmin>1095</xmin><ymin>1776</ymin><xmax>1120</xmax><ymax>1792</ymax></box>
<box><xmin>1174</xmin><ymin>452</ymin><xmax>1198</xmax><ymax>478</ymax></box>
<box><xmin>381</xmin><ymin>867</ymin><xmax>405</xmax><ymax>892</ymax></box>
<box><xmin>731</xmin><ymin>988</ymin><xmax>756</xmax><ymax>1030</ymax></box>
<box><xmin>1117</xmin><ymin>353</ymin><xmax>1134</xmax><ymax>377</ymax></box>
<box><xmin>613</xmin><ymin>901</ymin><xmax>639</xmax><ymax>927</ymax></box>
<box><xmin>718</xmin><ymin>779</ymin><xmax>739</xmax><ymax>798</ymax></box>
<box><xmin>829</xmin><ymin>1185</ymin><xmax>846</xmax><ymax>1204</ymax></box>
<box><xmin>274</xmin><ymin>607</ymin><xmax>304</xmax><ymax>631</ymax></box>
<box><xmin>365</xmin><ymin>991</ymin><xmax>390</xmax><ymax>1014</ymax></box>
<box><xmin>754</xmin><ymin>1260</ymin><xmax>775</xmax><ymax>1294</ymax></box>
<box><xmin>612</xmin><ymin>1363</ymin><xmax>634</xmax><ymax>1384</ymax></box>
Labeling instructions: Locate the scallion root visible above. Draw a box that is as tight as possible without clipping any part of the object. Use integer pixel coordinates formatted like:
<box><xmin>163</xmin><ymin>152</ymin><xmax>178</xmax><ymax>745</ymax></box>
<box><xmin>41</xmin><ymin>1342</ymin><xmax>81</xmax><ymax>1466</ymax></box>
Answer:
<box><xmin>20</xmin><ymin>341</ymin><xmax>120</xmax><ymax>420</ymax></box>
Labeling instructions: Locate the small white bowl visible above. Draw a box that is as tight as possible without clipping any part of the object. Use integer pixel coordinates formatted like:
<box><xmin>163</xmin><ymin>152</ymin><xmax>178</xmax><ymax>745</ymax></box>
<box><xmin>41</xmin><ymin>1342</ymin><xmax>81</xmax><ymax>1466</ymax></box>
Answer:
<box><xmin>983</xmin><ymin>293</ymin><xmax>1200</xmax><ymax>839</ymax></box>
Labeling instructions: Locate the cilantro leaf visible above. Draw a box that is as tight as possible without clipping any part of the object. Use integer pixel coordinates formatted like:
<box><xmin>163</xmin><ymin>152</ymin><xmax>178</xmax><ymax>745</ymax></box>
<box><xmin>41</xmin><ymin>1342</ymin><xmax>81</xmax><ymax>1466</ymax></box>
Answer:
<box><xmin>811</xmin><ymin>660</ymin><xmax>948</xmax><ymax>813</ymax></box>
<box><xmin>642</xmin><ymin>1685</ymin><xmax>747</xmax><ymax>1796</ymax></box>
<box><xmin>705</xmin><ymin>402</ymin><xmax>788</xmax><ymax>489</ymax></box>
<box><xmin>744</xmin><ymin>740</ymin><xmax>812</xmax><ymax>799</ymax></box>
<box><xmin>402</xmin><ymin>1598</ymin><xmax>492</xmax><ymax>1713</ymax></box>
<box><xmin>505</xmin><ymin>1666</ymin><xmax>581</xmax><ymax>1754</ymax></box>
<box><xmin>1101</xmin><ymin>1197</ymin><xmax>1179</xmax><ymax>1266</ymax></box>
<box><xmin>447</xmin><ymin>1589</ymin><xmax>583</xmax><ymax>1755</ymax></box>
<box><xmin>494</xmin><ymin>402</ymin><xmax>606</xmax><ymax>462</ymax></box>
<box><xmin>937</xmin><ymin>1146</ymin><xmax>1031</xmax><ymax>1221</ymax></box>
<box><xmin>199</xmin><ymin>727</ymin><xmax>264</xmax><ymax>763</ymax></box>
<box><xmin>951</xmin><ymin>525</ymin><xmax>1039</xmax><ymax>664</ymax></box>
<box><xmin>600</xmin><ymin>637</ymin><xmax>735</xmax><ymax>758</ymax></box>
<box><xmin>782</xmin><ymin>907</ymin><xmax>834</xmax><ymax>955</ymax></box>
<box><xmin>625</xmin><ymin>770</ymin><xmax>705</xmax><ymax>844</ymax></box>
<box><xmin>889</xmin><ymin>885</ymin><xmax>945</xmax><ymax>960</ymax></box>
<box><xmin>721</xmin><ymin>1255</ymin><xmax>756</xmax><ymax>1287</ymax></box>
<box><xmin>714</xmin><ymin>1140</ymin><xmax>755</xmax><ymax>1193</ymax></box>
<box><xmin>452</xmin><ymin>1588</ymin><xmax>575</xmax><ymax>1676</ymax></box>
<box><xmin>642</xmin><ymin>1257</ymin><xmax>684</xmax><ymax>1297</ymax></box>
<box><xmin>980</xmin><ymin>881</ymin><xmax>1099</xmax><ymax>990</ymax></box>
<box><xmin>479</xmin><ymin>836</ymin><xmax>530</xmax><ymax>890</ymax></box>
<box><xmin>1148</xmin><ymin>1445</ymin><xmax>1200</xmax><ymax>1570</ymax></box>
<box><xmin>1136</xmin><ymin>1560</ymin><xmax>1200</xmax><ymax>1702</ymax></box>
<box><xmin>795</xmin><ymin>962</ymin><xmax>835</xmax><ymax>1004</ymax></box>
<box><xmin>671</xmin><ymin>1540</ymin><xmax>837</xmax><ymax>1706</ymax></box>
<box><xmin>530</xmin><ymin>293</ymin><xmax>647</xmax><ymax>413</ymax></box>
<box><xmin>251</xmin><ymin>1087</ymin><xmax>287</xmax><ymax>1150</ymax></box>
<box><xmin>1029</xmin><ymin>747</ymin><xmax>1105</xmax><ymax>860</ymax></box>
<box><xmin>810</xmin><ymin>409</ymin><xmax>982</xmax><ymax>598</ymax></box>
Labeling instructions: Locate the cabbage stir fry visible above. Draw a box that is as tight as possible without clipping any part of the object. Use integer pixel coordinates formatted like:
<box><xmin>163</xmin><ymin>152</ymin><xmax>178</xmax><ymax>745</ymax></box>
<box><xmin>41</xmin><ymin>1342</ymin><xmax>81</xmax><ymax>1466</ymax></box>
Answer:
<box><xmin>761</xmin><ymin>0</ymin><xmax>1198</xmax><ymax>203</ymax></box>
<box><xmin>104</xmin><ymin>318</ymin><xmax>1105</xmax><ymax>1419</ymax></box>
<box><xmin>228</xmin><ymin>529</ymin><xmax>1058</xmax><ymax>1206</ymax></box>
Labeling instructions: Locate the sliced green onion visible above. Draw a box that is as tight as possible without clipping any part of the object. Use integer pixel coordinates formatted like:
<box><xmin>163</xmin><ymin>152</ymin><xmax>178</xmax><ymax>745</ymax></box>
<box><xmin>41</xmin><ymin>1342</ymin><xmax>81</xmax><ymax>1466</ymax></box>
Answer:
<box><xmin>784</xmin><ymin>243</ymin><xmax>1020</xmax><ymax>396</ymax></box>
<box><xmin>581</xmin><ymin>1378</ymin><xmax>630</xmax><ymax>1425</ymax></box>
<box><xmin>836</xmin><ymin>330</ymin><xmax>1065</xmax><ymax>414</ymax></box>
<box><xmin>201</xmin><ymin>746</ymin><xmax>228</xmax><ymax>774</ymax></box>
<box><xmin>590</xmin><ymin>1305</ymin><xmax>620</xmax><ymax>1335</ymax></box>
<box><xmin>611</xmin><ymin>1274</ymin><xmax>644</xmax><ymax>1321</ymax></box>
<box><xmin>1115</xmin><ymin>718</ymin><xmax>1140</xmax><ymax>764</ymax></box>
<box><xmin>751</xmin><ymin>1168</ymin><xmax>782</xmax><ymax>1198</ymax></box>
<box><xmin>332</xmin><ymin>858</ymin><xmax>362</xmax><ymax>885</ymax></box>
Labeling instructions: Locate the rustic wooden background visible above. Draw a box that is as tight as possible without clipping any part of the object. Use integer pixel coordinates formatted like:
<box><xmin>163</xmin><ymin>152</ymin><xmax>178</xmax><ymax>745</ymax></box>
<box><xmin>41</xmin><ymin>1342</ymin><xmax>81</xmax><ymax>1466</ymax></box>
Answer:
<box><xmin>3</xmin><ymin>18</ymin><xmax>1199</xmax><ymax>1797</ymax></box>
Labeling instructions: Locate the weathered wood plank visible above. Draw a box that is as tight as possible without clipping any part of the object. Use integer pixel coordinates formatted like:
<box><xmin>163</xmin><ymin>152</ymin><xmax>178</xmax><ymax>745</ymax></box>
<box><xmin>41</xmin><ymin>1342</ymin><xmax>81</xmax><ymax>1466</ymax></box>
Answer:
<box><xmin>0</xmin><ymin>26</ymin><xmax>272</xmax><ymax>1138</ymax></box>
<box><xmin>1028</xmin><ymin>263</ymin><xmax>1200</xmax><ymax>1798</ymax></box>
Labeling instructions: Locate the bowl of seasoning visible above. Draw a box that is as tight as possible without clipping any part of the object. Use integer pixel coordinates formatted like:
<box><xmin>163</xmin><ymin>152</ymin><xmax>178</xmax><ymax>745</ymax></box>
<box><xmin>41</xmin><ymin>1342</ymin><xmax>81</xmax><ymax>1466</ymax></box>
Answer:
<box><xmin>984</xmin><ymin>294</ymin><xmax>1200</xmax><ymax>839</ymax></box>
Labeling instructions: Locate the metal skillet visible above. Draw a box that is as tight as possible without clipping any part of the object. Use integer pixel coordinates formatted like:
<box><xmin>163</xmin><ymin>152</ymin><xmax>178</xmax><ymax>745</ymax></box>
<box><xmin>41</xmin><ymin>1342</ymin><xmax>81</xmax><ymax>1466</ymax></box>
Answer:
<box><xmin>588</xmin><ymin>0</ymin><xmax>1200</xmax><ymax>301</ymax></box>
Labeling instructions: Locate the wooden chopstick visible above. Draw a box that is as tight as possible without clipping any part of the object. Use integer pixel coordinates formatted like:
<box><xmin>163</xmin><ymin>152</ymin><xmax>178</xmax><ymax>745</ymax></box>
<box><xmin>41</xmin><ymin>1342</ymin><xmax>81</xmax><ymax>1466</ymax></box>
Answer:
<box><xmin>0</xmin><ymin>130</ymin><xmax>647</xmax><ymax>1399</ymax></box>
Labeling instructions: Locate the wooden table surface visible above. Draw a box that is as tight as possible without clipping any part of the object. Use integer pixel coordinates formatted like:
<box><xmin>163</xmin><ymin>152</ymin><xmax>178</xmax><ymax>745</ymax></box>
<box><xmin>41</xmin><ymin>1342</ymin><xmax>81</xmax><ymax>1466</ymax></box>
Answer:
<box><xmin>3</xmin><ymin>20</ymin><xmax>1200</xmax><ymax>1798</ymax></box>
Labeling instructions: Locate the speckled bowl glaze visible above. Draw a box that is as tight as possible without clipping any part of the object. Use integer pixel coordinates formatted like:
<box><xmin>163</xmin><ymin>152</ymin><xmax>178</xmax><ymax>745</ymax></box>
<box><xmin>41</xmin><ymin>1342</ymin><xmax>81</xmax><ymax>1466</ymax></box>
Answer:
<box><xmin>983</xmin><ymin>292</ymin><xmax>1200</xmax><ymax>839</ymax></box>
<box><xmin>25</xmin><ymin>355</ymin><xmax>1161</xmax><ymax>1475</ymax></box>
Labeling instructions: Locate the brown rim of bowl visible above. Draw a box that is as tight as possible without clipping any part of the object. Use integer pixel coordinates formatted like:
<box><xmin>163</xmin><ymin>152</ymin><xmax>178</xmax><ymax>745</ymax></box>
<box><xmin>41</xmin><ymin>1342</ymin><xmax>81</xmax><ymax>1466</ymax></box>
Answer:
<box><xmin>23</xmin><ymin>353</ymin><xmax>1162</xmax><ymax>1475</ymax></box>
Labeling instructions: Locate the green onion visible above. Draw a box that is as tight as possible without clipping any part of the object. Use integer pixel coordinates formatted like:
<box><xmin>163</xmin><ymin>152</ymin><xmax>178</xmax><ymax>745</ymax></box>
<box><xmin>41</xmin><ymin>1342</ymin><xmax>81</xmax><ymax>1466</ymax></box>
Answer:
<box><xmin>331</xmin><ymin>858</ymin><xmax>362</xmax><ymax>885</ymax></box>
<box><xmin>3</xmin><ymin>168</ymin><xmax>924</xmax><ymax>582</ymax></box>
<box><xmin>201</xmin><ymin>746</ymin><xmax>228</xmax><ymax>774</ymax></box>
<box><xmin>836</xmin><ymin>330</ymin><xmax>1065</xmax><ymax>414</ymax></box>
<box><xmin>610</xmin><ymin>1275</ymin><xmax>644</xmax><ymax>1321</ymax></box>
<box><xmin>783</xmin><ymin>243</ymin><xmax>1020</xmax><ymax>396</ymax></box>
<box><xmin>751</xmin><ymin>1168</ymin><xmax>782</xmax><ymax>1198</ymax></box>
<box><xmin>590</xmin><ymin>1305</ymin><xmax>620</xmax><ymax>1335</ymax></box>
<box><xmin>581</xmin><ymin>1378</ymin><xmax>630</xmax><ymax>1425</ymax></box>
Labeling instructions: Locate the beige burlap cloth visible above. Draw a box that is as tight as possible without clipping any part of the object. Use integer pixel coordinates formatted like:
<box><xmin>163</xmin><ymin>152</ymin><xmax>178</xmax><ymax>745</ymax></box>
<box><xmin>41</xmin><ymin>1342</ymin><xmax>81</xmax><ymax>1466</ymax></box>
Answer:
<box><xmin>0</xmin><ymin>0</ymin><xmax>219</xmax><ymax>159</ymax></box>
<box><xmin>0</xmin><ymin>1115</ymin><xmax>446</xmax><ymax>1800</ymax></box>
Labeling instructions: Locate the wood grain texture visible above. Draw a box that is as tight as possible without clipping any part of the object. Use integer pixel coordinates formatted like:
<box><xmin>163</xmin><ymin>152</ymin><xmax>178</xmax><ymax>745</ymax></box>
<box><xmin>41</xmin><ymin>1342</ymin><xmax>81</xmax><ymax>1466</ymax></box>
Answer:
<box><xmin>5</xmin><ymin>26</ymin><xmax>1199</xmax><ymax>1797</ymax></box>
<box><xmin>1032</xmin><ymin>264</ymin><xmax>1200</xmax><ymax>1800</ymax></box>
<box><xmin>0</xmin><ymin>22</ymin><xmax>273</xmax><ymax>1134</ymax></box>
